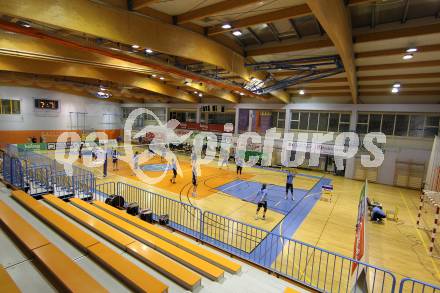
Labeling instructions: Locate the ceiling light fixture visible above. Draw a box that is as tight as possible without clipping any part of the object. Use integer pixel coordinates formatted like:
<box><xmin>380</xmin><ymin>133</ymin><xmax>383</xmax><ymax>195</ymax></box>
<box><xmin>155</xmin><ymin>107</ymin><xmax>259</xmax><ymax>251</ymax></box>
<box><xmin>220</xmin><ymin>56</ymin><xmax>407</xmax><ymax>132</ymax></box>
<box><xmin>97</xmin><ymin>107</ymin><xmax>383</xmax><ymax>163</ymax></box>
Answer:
<box><xmin>151</xmin><ymin>74</ymin><xmax>157</xmax><ymax>78</ymax></box>
<box><xmin>393</xmin><ymin>83</ymin><xmax>401</xmax><ymax>88</ymax></box>
<box><xmin>406</xmin><ymin>48</ymin><xmax>418</xmax><ymax>53</ymax></box>
<box><xmin>299</xmin><ymin>89</ymin><xmax>305</xmax><ymax>95</ymax></box>
<box><xmin>198</xmin><ymin>93</ymin><xmax>203</xmax><ymax>97</ymax></box>
<box><xmin>402</xmin><ymin>54</ymin><xmax>413</xmax><ymax>60</ymax></box>
<box><xmin>194</xmin><ymin>91</ymin><xmax>198</xmax><ymax>94</ymax></box>
<box><xmin>131</xmin><ymin>44</ymin><xmax>140</xmax><ymax>49</ymax></box>
<box><xmin>21</xmin><ymin>22</ymin><xmax>31</xmax><ymax>28</ymax></box>
<box><xmin>391</xmin><ymin>87</ymin><xmax>399</xmax><ymax>93</ymax></box>
<box><xmin>159</xmin><ymin>77</ymin><xmax>165</xmax><ymax>80</ymax></box>
<box><xmin>145</xmin><ymin>48</ymin><xmax>153</xmax><ymax>54</ymax></box>
<box><xmin>232</xmin><ymin>30</ymin><xmax>242</xmax><ymax>36</ymax></box>
<box><xmin>239</xmin><ymin>92</ymin><xmax>245</xmax><ymax>96</ymax></box>
<box><xmin>222</xmin><ymin>23</ymin><xmax>232</xmax><ymax>29</ymax></box>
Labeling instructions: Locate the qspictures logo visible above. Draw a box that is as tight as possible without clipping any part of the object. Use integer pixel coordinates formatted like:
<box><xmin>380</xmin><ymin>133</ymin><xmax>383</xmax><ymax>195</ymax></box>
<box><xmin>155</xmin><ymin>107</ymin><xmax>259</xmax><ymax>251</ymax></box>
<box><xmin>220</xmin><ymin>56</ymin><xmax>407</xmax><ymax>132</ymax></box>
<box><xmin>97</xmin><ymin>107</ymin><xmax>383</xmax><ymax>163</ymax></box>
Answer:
<box><xmin>55</xmin><ymin>108</ymin><xmax>386</xmax><ymax>184</ymax></box>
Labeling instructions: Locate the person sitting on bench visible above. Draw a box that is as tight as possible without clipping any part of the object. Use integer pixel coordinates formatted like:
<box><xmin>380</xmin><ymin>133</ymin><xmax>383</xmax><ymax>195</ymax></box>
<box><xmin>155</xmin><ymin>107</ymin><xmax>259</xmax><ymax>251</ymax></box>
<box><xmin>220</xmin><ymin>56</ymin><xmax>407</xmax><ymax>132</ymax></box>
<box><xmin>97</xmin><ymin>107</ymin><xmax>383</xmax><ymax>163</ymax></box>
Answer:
<box><xmin>371</xmin><ymin>206</ymin><xmax>386</xmax><ymax>223</ymax></box>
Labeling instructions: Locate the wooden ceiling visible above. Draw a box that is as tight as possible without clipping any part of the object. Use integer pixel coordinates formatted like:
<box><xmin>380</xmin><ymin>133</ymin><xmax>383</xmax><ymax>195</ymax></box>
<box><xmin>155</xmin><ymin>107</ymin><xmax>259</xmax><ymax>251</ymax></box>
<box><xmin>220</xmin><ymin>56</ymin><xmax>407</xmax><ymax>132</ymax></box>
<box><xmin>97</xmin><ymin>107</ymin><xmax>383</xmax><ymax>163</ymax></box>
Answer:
<box><xmin>0</xmin><ymin>0</ymin><xmax>440</xmax><ymax>104</ymax></box>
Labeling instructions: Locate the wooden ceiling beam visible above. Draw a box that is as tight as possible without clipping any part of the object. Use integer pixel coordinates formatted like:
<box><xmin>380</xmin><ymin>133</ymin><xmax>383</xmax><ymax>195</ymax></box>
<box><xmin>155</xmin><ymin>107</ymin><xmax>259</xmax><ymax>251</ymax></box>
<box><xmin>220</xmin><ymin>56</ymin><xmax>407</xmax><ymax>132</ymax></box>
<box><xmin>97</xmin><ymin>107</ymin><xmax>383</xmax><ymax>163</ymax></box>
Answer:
<box><xmin>207</xmin><ymin>0</ymin><xmax>373</xmax><ymax>36</ymax></box>
<box><xmin>356</xmin><ymin>44</ymin><xmax>440</xmax><ymax>59</ymax></box>
<box><xmin>306</xmin><ymin>0</ymin><xmax>358</xmax><ymax>103</ymax></box>
<box><xmin>208</xmin><ymin>4</ymin><xmax>311</xmax><ymax>35</ymax></box>
<box><xmin>246</xmin><ymin>39</ymin><xmax>333</xmax><ymax>57</ymax></box>
<box><xmin>359</xmin><ymin>73</ymin><xmax>440</xmax><ymax>81</ymax></box>
<box><xmin>358</xmin><ymin>60</ymin><xmax>440</xmax><ymax>71</ymax></box>
<box><xmin>360</xmin><ymin>90</ymin><xmax>440</xmax><ymax>96</ymax></box>
<box><xmin>177</xmin><ymin>0</ymin><xmax>261</xmax><ymax>24</ymax></box>
<box><xmin>355</xmin><ymin>23</ymin><xmax>440</xmax><ymax>43</ymax></box>
<box><xmin>361</xmin><ymin>83</ymin><xmax>440</xmax><ymax>89</ymax></box>
<box><xmin>131</xmin><ymin>0</ymin><xmax>158</xmax><ymax>11</ymax></box>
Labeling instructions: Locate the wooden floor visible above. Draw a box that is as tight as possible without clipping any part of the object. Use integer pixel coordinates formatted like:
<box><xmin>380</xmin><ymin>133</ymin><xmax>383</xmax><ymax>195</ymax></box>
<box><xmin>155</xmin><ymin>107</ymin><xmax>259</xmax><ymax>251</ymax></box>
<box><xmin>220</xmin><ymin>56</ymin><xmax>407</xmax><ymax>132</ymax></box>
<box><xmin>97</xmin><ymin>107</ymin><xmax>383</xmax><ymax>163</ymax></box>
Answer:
<box><xmin>45</xmin><ymin>150</ymin><xmax>440</xmax><ymax>287</ymax></box>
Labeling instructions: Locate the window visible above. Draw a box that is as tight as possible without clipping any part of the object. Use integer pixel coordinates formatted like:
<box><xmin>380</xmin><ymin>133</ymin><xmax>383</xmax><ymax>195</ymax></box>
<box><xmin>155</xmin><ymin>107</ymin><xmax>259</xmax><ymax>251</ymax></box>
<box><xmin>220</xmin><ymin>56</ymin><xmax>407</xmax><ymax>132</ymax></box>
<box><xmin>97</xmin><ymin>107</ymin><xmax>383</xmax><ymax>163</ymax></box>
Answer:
<box><xmin>318</xmin><ymin>113</ymin><xmax>329</xmax><ymax>131</ymax></box>
<box><xmin>368</xmin><ymin>114</ymin><xmax>382</xmax><ymax>132</ymax></box>
<box><xmin>394</xmin><ymin>115</ymin><xmax>409</xmax><ymax>136</ymax></box>
<box><xmin>299</xmin><ymin>112</ymin><xmax>309</xmax><ymax>130</ymax></box>
<box><xmin>357</xmin><ymin>112</ymin><xmax>439</xmax><ymax>138</ymax></box>
<box><xmin>309</xmin><ymin>113</ymin><xmax>319</xmax><ymax>131</ymax></box>
<box><xmin>381</xmin><ymin>114</ymin><xmax>395</xmax><ymax>135</ymax></box>
<box><xmin>328</xmin><ymin>113</ymin><xmax>339</xmax><ymax>132</ymax></box>
<box><xmin>271</xmin><ymin>111</ymin><xmax>285</xmax><ymax>128</ymax></box>
<box><xmin>409</xmin><ymin>115</ymin><xmax>424</xmax><ymax>137</ymax></box>
<box><xmin>291</xmin><ymin>111</ymin><xmax>351</xmax><ymax>132</ymax></box>
<box><xmin>0</xmin><ymin>99</ymin><xmax>20</xmax><ymax>115</ymax></box>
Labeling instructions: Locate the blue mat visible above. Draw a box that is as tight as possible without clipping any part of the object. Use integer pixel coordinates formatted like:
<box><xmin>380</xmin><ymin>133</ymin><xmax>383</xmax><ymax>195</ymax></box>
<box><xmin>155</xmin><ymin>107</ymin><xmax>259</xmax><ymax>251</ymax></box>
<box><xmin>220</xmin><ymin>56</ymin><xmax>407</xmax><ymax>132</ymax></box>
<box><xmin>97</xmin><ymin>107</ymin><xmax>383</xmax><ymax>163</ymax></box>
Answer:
<box><xmin>216</xmin><ymin>180</ymin><xmax>308</xmax><ymax>215</ymax></box>
<box><xmin>141</xmin><ymin>164</ymin><xmax>171</xmax><ymax>172</ymax></box>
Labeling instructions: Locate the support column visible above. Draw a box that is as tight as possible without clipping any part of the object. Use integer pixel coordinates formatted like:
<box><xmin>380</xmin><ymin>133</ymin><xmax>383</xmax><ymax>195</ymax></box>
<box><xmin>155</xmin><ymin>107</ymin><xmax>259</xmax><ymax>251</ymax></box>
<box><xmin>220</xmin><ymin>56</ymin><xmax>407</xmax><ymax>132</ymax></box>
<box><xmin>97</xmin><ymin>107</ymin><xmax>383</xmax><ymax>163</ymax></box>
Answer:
<box><xmin>196</xmin><ymin>106</ymin><xmax>201</xmax><ymax>123</ymax></box>
<box><xmin>234</xmin><ymin>107</ymin><xmax>239</xmax><ymax>135</ymax></box>
<box><xmin>284</xmin><ymin>108</ymin><xmax>291</xmax><ymax>133</ymax></box>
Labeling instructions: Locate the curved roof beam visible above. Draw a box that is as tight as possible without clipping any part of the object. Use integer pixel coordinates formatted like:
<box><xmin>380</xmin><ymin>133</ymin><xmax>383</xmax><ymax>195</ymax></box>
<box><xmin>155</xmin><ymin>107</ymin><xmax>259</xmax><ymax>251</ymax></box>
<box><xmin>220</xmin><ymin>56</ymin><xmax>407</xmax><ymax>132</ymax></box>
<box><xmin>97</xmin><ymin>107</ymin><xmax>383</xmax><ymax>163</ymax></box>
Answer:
<box><xmin>0</xmin><ymin>55</ymin><xmax>197</xmax><ymax>103</ymax></box>
<box><xmin>0</xmin><ymin>0</ymin><xmax>251</xmax><ymax>80</ymax></box>
<box><xmin>306</xmin><ymin>0</ymin><xmax>358</xmax><ymax>104</ymax></box>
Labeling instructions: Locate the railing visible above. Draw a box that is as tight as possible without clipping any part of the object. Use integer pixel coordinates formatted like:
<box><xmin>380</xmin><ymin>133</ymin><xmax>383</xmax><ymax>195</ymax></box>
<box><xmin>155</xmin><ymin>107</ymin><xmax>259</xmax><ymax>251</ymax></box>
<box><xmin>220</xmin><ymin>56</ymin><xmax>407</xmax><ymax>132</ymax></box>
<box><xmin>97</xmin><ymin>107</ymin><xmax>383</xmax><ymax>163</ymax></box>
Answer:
<box><xmin>202</xmin><ymin>210</ymin><xmax>396</xmax><ymax>293</ymax></box>
<box><xmin>116</xmin><ymin>182</ymin><xmax>203</xmax><ymax>239</ymax></box>
<box><xmin>94</xmin><ymin>182</ymin><xmax>115</xmax><ymax>202</ymax></box>
<box><xmin>399</xmin><ymin>278</ymin><xmax>440</xmax><ymax>293</ymax></box>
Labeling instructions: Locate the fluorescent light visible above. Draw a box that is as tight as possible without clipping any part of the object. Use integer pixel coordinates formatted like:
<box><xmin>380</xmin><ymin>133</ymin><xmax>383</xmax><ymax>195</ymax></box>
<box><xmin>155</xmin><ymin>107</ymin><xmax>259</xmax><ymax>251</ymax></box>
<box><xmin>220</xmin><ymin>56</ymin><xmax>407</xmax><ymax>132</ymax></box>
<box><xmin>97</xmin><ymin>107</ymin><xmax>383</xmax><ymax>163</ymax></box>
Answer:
<box><xmin>159</xmin><ymin>77</ymin><xmax>165</xmax><ymax>80</ymax></box>
<box><xmin>198</xmin><ymin>93</ymin><xmax>203</xmax><ymax>97</ymax></box>
<box><xmin>299</xmin><ymin>89</ymin><xmax>305</xmax><ymax>95</ymax></box>
<box><xmin>145</xmin><ymin>48</ymin><xmax>153</xmax><ymax>54</ymax></box>
<box><xmin>393</xmin><ymin>83</ymin><xmax>401</xmax><ymax>88</ymax></box>
<box><xmin>402</xmin><ymin>54</ymin><xmax>413</xmax><ymax>60</ymax></box>
<box><xmin>151</xmin><ymin>74</ymin><xmax>157</xmax><ymax>78</ymax></box>
<box><xmin>222</xmin><ymin>23</ymin><xmax>232</xmax><ymax>29</ymax></box>
<box><xmin>232</xmin><ymin>30</ymin><xmax>242</xmax><ymax>36</ymax></box>
<box><xmin>131</xmin><ymin>44</ymin><xmax>140</xmax><ymax>49</ymax></box>
<box><xmin>391</xmin><ymin>87</ymin><xmax>399</xmax><ymax>93</ymax></box>
<box><xmin>406</xmin><ymin>48</ymin><xmax>418</xmax><ymax>53</ymax></box>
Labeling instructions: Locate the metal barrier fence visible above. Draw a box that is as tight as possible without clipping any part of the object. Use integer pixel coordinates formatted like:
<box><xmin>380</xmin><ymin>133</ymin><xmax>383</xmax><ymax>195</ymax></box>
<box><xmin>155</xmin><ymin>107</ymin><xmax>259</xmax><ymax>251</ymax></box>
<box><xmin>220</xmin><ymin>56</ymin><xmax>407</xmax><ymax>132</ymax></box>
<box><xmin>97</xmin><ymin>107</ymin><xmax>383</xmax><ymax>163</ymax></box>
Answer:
<box><xmin>94</xmin><ymin>182</ymin><xmax>115</xmax><ymax>202</ymax></box>
<box><xmin>116</xmin><ymin>182</ymin><xmax>203</xmax><ymax>239</ymax></box>
<box><xmin>202</xmin><ymin>210</ymin><xmax>396</xmax><ymax>293</ymax></box>
<box><xmin>399</xmin><ymin>278</ymin><xmax>440</xmax><ymax>293</ymax></box>
<box><xmin>2</xmin><ymin>145</ymin><xmax>95</xmax><ymax>198</ymax></box>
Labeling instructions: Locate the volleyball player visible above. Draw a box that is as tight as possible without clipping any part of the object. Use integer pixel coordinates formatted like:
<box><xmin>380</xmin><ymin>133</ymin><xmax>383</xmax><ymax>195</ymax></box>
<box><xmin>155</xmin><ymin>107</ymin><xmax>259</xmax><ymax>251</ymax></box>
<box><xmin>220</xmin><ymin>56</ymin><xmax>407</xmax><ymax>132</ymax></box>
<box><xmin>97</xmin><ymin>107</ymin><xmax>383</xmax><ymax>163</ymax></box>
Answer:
<box><xmin>285</xmin><ymin>170</ymin><xmax>296</xmax><ymax>200</ymax></box>
<box><xmin>170</xmin><ymin>158</ymin><xmax>177</xmax><ymax>184</ymax></box>
<box><xmin>255</xmin><ymin>183</ymin><xmax>268</xmax><ymax>220</ymax></box>
<box><xmin>192</xmin><ymin>164</ymin><xmax>198</xmax><ymax>197</ymax></box>
<box><xmin>112</xmin><ymin>148</ymin><xmax>119</xmax><ymax>171</ymax></box>
<box><xmin>236</xmin><ymin>153</ymin><xmax>243</xmax><ymax>176</ymax></box>
<box><xmin>132</xmin><ymin>151</ymin><xmax>139</xmax><ymax>176</ymax></box>
<box><xmin>219</xmin><ymin>148</ymin><xmax>229</xmax><ymax>169</ymax></box>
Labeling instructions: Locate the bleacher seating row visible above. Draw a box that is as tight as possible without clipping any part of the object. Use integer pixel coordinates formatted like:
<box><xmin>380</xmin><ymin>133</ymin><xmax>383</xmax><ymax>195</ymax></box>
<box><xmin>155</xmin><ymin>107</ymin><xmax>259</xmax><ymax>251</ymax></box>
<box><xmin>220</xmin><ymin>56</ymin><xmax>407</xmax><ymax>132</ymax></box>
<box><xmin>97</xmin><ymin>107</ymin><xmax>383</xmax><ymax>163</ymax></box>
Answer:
<box><xmin>0</xmin><ymin>264</ymin><xmax>20</xmax><ymax>293</ymax></box>
<box><xmin>10</xmin><ymin>190</ymin><xmax>168</xmax><ymax>293</ymax></box>
<box><xmin>0</xmin><ymin>189</ymin><xmax>302</xmax><ymax>292</ymax></box>
<box><xmin>0</xmin><ymin>200</ymin><xmax>107</xmax><ymax>292</ymax></box>
<box><xmin>7</xmin><ymin>190</ymin><xmax>247</xmax><ymax>292</ymax></box>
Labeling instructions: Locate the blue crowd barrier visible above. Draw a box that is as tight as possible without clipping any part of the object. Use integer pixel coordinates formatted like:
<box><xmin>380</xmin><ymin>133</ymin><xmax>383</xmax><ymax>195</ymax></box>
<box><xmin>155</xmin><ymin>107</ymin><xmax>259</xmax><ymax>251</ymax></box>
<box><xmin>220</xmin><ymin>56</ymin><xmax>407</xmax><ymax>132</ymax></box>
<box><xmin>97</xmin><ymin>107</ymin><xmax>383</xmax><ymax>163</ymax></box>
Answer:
<box><xmin>399</xmin><ymin>278</ymin><xmax>440</xmax><ymax>293</ymax></box>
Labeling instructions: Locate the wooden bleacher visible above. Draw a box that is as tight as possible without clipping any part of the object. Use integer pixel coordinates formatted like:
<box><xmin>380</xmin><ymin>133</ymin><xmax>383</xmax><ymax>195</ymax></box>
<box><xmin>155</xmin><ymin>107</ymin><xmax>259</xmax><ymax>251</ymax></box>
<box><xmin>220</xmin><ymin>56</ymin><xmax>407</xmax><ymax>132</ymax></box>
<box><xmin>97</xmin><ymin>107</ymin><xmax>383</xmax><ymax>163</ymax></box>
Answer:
<box><xmin>93</xmin><ymin>200</ymin><xmax>241</xmax><ymax>274</ymax></box>
<box><xmin>70</xmin><ymin>198</ymin><xmax>225</xmax><ymax>281</ymax></box>
<box><xmin>0</xmin><ymin>266</ymin><xmax>20</xmax><ymax>293</ymax></box>
<box><xmin>0</xmin><ymin>200</ymin><xmax>106</xmax><ymax>292</ymax></box>
<box><xmin>11</xmin><ymin>190</ymin><xmax>168</xmax><ymax>293</ymax></box>
<box><xmin>43</xmin><ymin>194</ymin><xmax>201</xmax><ymax>291</ymax></box>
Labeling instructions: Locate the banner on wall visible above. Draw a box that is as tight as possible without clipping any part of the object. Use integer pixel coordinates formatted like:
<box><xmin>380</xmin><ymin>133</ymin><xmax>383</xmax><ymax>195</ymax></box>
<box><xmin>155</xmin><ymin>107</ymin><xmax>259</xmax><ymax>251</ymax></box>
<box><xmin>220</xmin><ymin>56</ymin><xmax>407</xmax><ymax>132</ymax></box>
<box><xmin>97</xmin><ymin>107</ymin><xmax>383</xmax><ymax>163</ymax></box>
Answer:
<box><xmin>17</xmin><ymin>143</ymin><xmax>48</xmax><ymax>151</ymax></box>
<box><xmin>351</xmin><ymin>180</ymin><xmax>369</xmax><ymax>292</ymax></box>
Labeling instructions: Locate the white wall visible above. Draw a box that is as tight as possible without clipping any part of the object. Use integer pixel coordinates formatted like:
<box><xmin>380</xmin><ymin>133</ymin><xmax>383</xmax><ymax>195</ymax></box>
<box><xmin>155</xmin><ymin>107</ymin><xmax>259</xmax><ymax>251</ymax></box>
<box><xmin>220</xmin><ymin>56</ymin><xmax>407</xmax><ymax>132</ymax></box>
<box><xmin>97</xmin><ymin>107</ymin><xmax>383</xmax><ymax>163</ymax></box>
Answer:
<box><xmin>0</xmin><ymin>86</ymin><xmax>122</xmax><ymax>131</ymax></box>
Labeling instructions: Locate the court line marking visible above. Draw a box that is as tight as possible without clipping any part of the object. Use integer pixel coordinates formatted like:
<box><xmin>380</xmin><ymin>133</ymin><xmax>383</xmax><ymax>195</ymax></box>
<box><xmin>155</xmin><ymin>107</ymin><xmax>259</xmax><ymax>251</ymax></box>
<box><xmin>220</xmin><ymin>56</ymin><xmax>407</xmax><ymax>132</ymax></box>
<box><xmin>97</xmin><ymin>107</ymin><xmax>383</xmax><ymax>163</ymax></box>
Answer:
<box><xmin>220</xmin><ymin>180</ymin><xmax>246</xmax><ymax>192</ymax></box>
<box><xmin>399</xmin><ymin>189</ymin><xmax>440</xmax><ymax>278</ymax></box>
